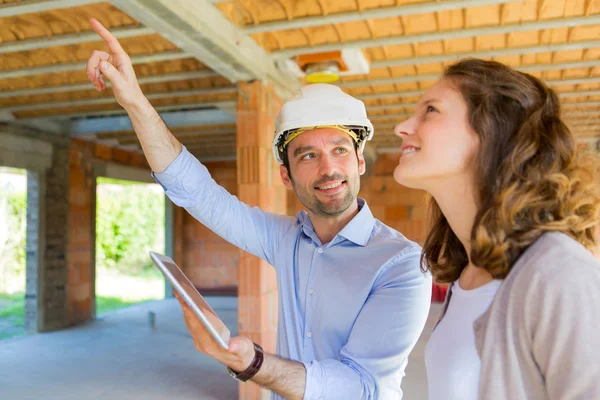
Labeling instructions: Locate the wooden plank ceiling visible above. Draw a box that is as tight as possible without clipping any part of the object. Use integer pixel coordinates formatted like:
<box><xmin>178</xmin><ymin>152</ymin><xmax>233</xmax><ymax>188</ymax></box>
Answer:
<box><xmin>1</xmin><ymin>0</ymin><xmax>599</xmax><ymax>160</ymax></box>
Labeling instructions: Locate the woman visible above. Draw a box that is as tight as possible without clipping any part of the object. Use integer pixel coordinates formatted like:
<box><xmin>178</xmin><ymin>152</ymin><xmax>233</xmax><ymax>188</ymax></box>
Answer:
<box><xmin>393</xmin><ymin>58</ymin><xmax>600</xmax><ymax>399</ymax></box>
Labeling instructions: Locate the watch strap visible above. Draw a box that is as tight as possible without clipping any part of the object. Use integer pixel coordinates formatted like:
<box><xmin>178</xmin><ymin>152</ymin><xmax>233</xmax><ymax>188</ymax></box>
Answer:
<box><xmin>227</xmin><ymin>342</ymin><xmax>264</xmax><ymax>382</ymax></box>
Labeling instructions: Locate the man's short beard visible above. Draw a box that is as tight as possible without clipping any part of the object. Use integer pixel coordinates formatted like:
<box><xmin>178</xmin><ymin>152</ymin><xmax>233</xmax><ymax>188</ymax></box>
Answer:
<box><xmin>290</xmin><ymin>173</ymin><xmax>360</xmax><ymax>218</ymax></box>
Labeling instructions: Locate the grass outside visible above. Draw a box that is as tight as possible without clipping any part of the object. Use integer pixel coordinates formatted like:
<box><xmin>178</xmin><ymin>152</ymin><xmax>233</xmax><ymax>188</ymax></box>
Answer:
<box><xmin>0</xmin><ymin>293</ymin><xmax>25</xmax><ymax>340</ymax></box>
<box><xmin>0</xmin><ymin>269</ymin><xmax>165</xmax><ymax>341</ymax></box>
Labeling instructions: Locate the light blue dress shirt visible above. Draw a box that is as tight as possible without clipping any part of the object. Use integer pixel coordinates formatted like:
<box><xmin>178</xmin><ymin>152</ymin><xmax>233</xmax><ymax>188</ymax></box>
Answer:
<box><xmin>153</xmin><ymin>146</ymin><xmax>432</xmax><ymax>399</ymax></box>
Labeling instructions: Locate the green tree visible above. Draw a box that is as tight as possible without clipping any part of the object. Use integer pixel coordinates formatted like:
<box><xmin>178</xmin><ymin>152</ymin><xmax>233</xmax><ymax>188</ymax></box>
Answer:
<box><xmin>95</xmin><ymin>178</ymin><xmax>164</xmax><ymax>274</ymax></box>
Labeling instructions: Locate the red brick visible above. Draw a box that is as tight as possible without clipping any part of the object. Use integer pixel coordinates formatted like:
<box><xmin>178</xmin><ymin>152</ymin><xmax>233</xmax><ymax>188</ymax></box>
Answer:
<box><xmin>112</xmin><ymin>148</ymin><xmax>130</xmax><ymax>164</ymax></box>
<box><xmin>94</xmin><ymin>143</ymin><xmax>112</xmax><ymax>160</ymax></box>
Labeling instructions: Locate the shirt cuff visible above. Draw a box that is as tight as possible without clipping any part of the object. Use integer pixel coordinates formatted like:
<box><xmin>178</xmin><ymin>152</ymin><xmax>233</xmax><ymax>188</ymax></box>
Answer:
<box><xmin>152</xmin><ymin>145</ymin><xmax>211</xmax><ymax>208</ymax></box>
<box><xmin>302</xmin><ymin>361</ymin><xmax>326</xmax><ymax>400</ymax></box>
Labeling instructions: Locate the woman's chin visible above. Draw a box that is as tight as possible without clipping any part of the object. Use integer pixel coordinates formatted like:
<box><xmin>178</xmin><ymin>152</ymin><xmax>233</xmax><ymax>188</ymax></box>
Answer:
<box><xmin>393</xmin><ymin>166</ymin><xmax>424</xmax><ymax>189</ymax></box>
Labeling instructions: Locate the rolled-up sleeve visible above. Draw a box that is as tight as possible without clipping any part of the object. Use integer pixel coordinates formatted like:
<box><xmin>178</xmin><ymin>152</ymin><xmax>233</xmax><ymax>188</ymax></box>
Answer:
<box><xmin>153</xmin><ymin>145</ymin><xmax>294</xmax><ymax>266</ymax></box>
<box><xmin>152</xmin><ymin>145</ymin><xmax>211</xmax><ymax>208</ymax></box>
<box><xmin>302</xmin><ymin>249</ymin><xmax>432</xmax><ymax>400</ymax></box>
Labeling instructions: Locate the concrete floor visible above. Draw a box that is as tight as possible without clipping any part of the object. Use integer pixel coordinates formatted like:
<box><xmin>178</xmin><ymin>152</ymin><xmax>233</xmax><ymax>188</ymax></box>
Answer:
<box><xmin>0</xmin><ymin>297</ymin><xmax>442</xmax><ymax>400</ymax></box>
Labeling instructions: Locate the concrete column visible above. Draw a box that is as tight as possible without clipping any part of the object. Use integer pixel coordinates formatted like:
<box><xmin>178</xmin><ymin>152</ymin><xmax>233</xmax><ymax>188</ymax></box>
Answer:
<box><xmin>236</xmin><ymin>81</ymin><xmax>286</xmax><ymax>400</ymax></box>
<box><xmin>0</xmin><ymin>129</ymin><xmax>70</xmax><ymax>333</ymax></box>
<box><xmin>25</xmin><ymin>140</ymin><xmax>71</xmax><ymax>332</ymax></box>
<box><xmin>25</xmin><ymin>171</ymin><xmax>44</xmax><ymax>332</ymax></box>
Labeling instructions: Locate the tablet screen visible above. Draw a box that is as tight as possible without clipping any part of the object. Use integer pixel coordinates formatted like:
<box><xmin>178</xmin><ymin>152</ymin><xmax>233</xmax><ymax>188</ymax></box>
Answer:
<box><xmin>161</xmin><ymin>259</ymin><xmax>231</xmax><ymax>345</ymax></box>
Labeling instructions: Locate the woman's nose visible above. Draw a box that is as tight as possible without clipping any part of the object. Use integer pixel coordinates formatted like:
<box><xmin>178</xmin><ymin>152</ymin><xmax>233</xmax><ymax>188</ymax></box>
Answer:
<box><xmin>394</xmin><ymin>117</ymin><xmax>416</xmax><ymax>138</ymax></box>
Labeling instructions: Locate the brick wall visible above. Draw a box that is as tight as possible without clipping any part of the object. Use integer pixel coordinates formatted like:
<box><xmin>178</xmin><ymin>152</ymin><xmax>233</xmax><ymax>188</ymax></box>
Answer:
<box><xmin>67</xmin><ymin>141</ymin><xmax>96</xmax><ymax>324</ymax></box>
<box><xmin>177</xmin><ymin>161</ymin><xmax>241</xmax><ymax>292</ymax></box>
<box><xmin>178</xmin><ymin>153</ymin><xmax>430</xmax><ymax>293</ymax></box>
<box><xmin>286</xmin><ymin>153</ymin><xmax>429</xmax><ymax>244</ymax></box>
<box><xmin>66</xmin><ymin>139</ymin><xmax>151</xmax><ymax>324</ymax></box>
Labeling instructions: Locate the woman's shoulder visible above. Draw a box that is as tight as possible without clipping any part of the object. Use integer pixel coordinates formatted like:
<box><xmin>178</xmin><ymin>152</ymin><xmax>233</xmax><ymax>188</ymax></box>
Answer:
<box><xmin>509</xmin><ymin>231</ymin><xmax>600</xmax><ymax>289</ymax></box>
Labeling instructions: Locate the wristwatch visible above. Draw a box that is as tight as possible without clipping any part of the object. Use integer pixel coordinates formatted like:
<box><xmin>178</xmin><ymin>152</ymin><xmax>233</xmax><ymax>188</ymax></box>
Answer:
<box><xmin>227</xmin><ymin>342</ymin><xmax>264</xmax><ymax>382</ymax></box>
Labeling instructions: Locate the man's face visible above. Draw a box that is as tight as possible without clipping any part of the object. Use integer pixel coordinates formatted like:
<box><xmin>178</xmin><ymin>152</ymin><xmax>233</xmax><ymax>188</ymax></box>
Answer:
<box><xmin>280</xmin><ymin>128</ymin><xmax>366</xmax><ymax>217</ymax></box>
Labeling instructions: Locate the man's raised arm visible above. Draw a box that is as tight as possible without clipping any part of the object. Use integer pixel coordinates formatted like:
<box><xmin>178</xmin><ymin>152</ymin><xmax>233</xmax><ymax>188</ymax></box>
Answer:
<box><xmin>86</xmin><ymin>18</ymin><xmax>181</xmax><ymax>173</ymax></box>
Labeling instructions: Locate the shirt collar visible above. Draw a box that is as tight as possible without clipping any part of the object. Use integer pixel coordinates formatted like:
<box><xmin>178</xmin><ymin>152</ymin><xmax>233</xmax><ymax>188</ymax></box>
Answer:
<box><xmin>336</xmin><ymin>198</ymin><xmax>375</xmax><ymax>247</ymax></box>
<box><xmin>297</xmin><ymin>198</ymin><xmax>376</xmax><ymax>247</ymax></box>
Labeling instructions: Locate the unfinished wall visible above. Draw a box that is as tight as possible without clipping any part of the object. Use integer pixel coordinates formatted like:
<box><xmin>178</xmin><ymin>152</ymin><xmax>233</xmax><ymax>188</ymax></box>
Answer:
<box><xmin>286</xmin><ymin>153</ymin><xmax>428</xmax><ymax>243</ymax></box>
<box><xmin>179</xmin><ymin>160</ymin><xmax>240</xmax><ymax>293</ymax></box>
<box><xmin>66</xmin><ymin>139</ymin><xmax>152</xmax><ymax>325</ymax></box>
<box><xmin>177</xmin><ymin>153</ymin><xmax>430</xmax><ymax>294</ymax></box>
<box><xmin>0</xmin><ymin>125</ymin><xmax>71</xmax><ymax>332</ymax></box>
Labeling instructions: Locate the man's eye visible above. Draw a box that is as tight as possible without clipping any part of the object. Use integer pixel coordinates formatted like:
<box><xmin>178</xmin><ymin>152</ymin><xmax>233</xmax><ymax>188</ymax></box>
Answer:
<box><xmin>302</xmin><ymin>153</ymin><xmax>315</xmax><ymax>160</ymax></box>
<box><xmin>335</xmin><ymin>148</ymin><xmax>348</xmax><ymax>154</ymax></box>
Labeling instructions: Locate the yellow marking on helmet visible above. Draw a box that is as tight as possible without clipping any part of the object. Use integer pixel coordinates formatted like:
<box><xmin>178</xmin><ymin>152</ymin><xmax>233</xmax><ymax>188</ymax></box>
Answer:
<box><xmin>280</xmin><ymin>125</ymin><xmax>359</xmax><ymax>153</ymax></box>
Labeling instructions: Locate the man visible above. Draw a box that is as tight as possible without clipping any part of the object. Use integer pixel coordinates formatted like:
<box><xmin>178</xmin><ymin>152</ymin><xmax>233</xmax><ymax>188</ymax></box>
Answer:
<box><xmin>86</xmin><ymin>18</ymin><xmax>431</xmax><ymax>399</ymax></box>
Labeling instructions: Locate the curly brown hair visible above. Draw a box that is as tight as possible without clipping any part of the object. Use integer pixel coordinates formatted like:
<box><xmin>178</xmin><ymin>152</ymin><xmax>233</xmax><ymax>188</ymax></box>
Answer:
<box><xmin>422</xmin><ymin>58</ymin><xmax>600</xmax><ymax>284</ymax></box>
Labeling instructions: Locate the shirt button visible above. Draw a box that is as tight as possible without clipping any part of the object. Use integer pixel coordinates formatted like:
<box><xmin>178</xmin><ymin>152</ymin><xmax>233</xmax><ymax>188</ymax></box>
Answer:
<box><xmin>474</xmin><ymin>322</ymin><xmax>480</xmax><ymax>331</ymax></box>
<box><xmin>317</xmin><ymin>248</ymin><xmax>323</xmax><ymax>254</ymax></box>
<box><xmin>307</xmin><ymin>332</ymin><xmax>312</xmax><ymax>338</ymax></box>
<box><xmin>309</xmin><ymin>289</ymin><xmax>314</xmax><ymax>295</ymax></box>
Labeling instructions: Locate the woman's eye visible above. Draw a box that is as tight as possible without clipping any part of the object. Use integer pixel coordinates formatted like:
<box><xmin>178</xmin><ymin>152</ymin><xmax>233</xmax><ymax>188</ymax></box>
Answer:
<box><xmin>426</xmin><ymin>105</ymin><xmax>437</xmax><ymax>113</ymax></box>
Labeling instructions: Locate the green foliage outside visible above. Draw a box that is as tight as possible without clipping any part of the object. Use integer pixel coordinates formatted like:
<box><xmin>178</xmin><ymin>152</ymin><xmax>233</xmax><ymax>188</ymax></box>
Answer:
<box><xmin>0</xmin><ymin>174</ymin><xmax>166</xmax><ymax>340</ymax></box>
<box><xmin>0</xmin><ymin>168</ymin><xmax>27</xmax><ymax>294</ymax></box>
<box><xmin>95</xmin><ymin>177</ymin><xmax>165</xmax><ymax>277</ymax></box>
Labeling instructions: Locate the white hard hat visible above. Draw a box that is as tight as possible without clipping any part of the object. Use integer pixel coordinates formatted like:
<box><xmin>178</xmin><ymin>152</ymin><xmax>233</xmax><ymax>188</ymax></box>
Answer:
<box><xmin>272</xmin><ymin>84</ymin><xmax>374</xmax><ymax>164</ymax></box>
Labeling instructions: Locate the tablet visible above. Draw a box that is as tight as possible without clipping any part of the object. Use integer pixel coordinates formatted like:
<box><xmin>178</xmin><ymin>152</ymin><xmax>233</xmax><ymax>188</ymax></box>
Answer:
<box><xmin>149</xmin><ymin>251</ymin><xmax>231</xmax><ymax>349</ymax></box>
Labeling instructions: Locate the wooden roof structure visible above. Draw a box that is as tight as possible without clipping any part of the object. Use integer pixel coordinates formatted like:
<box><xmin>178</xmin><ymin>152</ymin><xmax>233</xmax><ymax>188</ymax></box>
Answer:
<box><xmin>1</xmin><ymin>0</ymin><xmax>599</xmax><ymax>160</ymax></box>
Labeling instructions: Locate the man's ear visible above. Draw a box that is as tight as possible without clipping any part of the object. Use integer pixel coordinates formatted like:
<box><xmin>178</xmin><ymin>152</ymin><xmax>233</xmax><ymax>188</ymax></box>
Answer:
<box><xmin>357</xmin><ymin>148</ymin><xmax>366</xmax><ymax>176</ymax></box>
<box><xmin>280</xmin><ymin>165</ymin><xmax>293</xmax><ymax>189</ymax></box>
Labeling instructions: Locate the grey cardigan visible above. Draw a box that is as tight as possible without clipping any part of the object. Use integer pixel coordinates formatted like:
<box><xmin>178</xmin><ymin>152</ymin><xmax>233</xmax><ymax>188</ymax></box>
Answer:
<box><xmin>436</xmin><ymin>232</ymin><xmax>600</xmax><ymax>400</ymax></box>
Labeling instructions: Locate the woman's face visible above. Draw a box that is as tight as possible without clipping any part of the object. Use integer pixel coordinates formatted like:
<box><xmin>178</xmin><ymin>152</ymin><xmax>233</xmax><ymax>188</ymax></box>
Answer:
<box><xmin>393</xmin><ymin>78</ymin><xmax>480</xmax><ymax>191</ymax></box>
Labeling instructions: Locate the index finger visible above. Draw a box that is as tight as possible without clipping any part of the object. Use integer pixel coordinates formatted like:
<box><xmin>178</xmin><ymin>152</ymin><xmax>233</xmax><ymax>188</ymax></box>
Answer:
<box><xmin>89</xmin><ymin>18</ymin><xmax>126</xmax><ymax>55</ymax></box>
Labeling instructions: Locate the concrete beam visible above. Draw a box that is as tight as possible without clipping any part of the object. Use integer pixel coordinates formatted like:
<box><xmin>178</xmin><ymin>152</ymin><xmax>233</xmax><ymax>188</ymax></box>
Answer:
<box><xmin>109</xmin><ymin>0</ymin><xmax>300</xmax><ymax>98</ymax></box>
<box><xmin>0</xmin><ymin>132</ymin><xmax>54</xmax><ymax>171</ymax></box>
<box><xmin>370</xmin><ymin>40</ymin><xmax>600</xmax><ymax>69</ymax></box>
<box><xmin>70</xmin><ymin>108</ymin><xmax>236</xmax><ymax>134</ymax></box>
<box><xmin>3</xmin><ymin>87</ymin><xmax>236</xmax><ymax>113</ymax></box>
<box><xmin>339</xmin><ymin>61</ymin><xmax>600</xmax><ymax>89</ymax></box>
<box><xmin>0</xmin><ymin>110</ymin><xmax>15</xmax><ymax>121</ymax></box>
<box><xmin>357</xmin><ymin>89</ymin><xmax>600</xmax><ymax>101</ymax></box>
<box><xmin>0</xmin><ymin>0</ymin><xmax>99</xmax><ymax>17</ymax></box>
<box><xmin>0</xmin><ymin>26</ymin><xmax>153</xmax><ymax>54</ymax></box>
<box><xmin>374</xmin><ymin>135</ymin><xmax>600</xmax><ymax>154</ymax></box>
<box><xmin>366</xmin><ymin>101</ymin><xmax>600</xmax><ymax>112</ymax></box>
<box><xmin>0</xmin><ymin>51</ymin><xmax>189</xmax><ymax>80</ymax></box>
<box><xmin>118</xmin><ymin>128</ymin><xmax>236</xmax><ymax>144</ymax></box>
<box><xmin>94</xmin><ymin>161</ymin><xmax>154</xmax><ymax>184</ymax></box>
<box><xmin>272</xmin><ymin>15</ymin><xmax>600</xmax><ymax>58</ymax></box>
<box><xmin>25</xmin><ymin>101</ymin><xmax>237</xmax><ymax>121</ymax></box>
<box><xmin>0</xmin><ymin>69</ymin><xmax>220</xmax><ymax>98</ymax></box>
<box><xmin>196</xmin><ymin>155</ymin><xmax>237</xmax><ymax>162</ymax></box>
<box><xmin>245</xmin><ymin>0</ymin><xmax>517</xmax><ymax>34</ymax></box>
